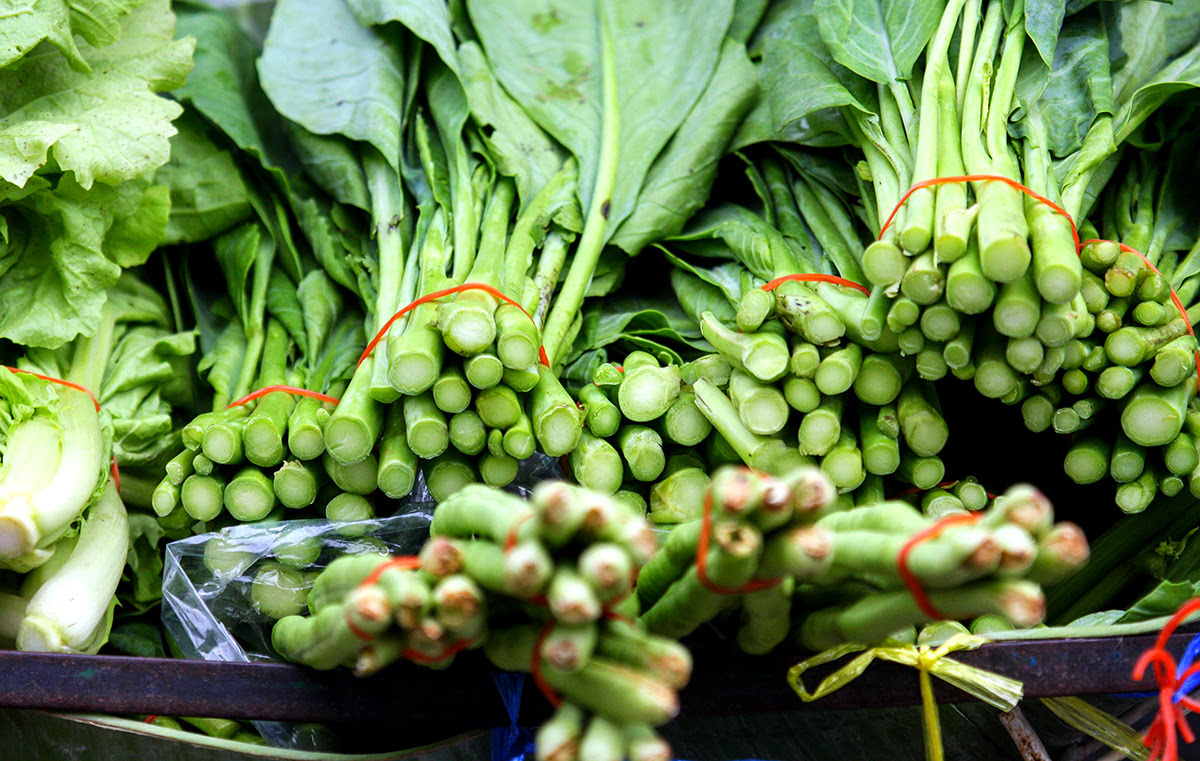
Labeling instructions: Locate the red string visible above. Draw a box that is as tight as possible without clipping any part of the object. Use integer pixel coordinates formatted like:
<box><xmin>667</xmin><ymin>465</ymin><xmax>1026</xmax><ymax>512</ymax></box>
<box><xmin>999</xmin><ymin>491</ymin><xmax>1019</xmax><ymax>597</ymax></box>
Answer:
<box><xmin>760</xmin><ymin>273</ymin><xmax>871</xmax><ymax>296</ymax></box>
<box><xmin>3</xmin><ymin>366</ymin><xmax>120</xmax><ymax>487</ymax></box>
<box><xmin>357</xmin><ymin>283</ymin><xmax>550</xmax><ymax>368</ymax></box>
<box><xmin>893</xmin><ymin>480</ymin><xmax>998</xmax><ymax>500</ymax></box>
<box><xmin>504</xmin><ymin>512</ymin><xmax>535</xmax><ymax>553</ymax></box>
<box><xmin>879</xmin><ymin>176</ymin><xmax>1199</xmax><ymax>389</ymax></box>
<box><xmin>877</xmin><ymin>174</ymin><xmax>1080</xmax><ymax>252</ymax></box>
<box><xmin>226</xmin><ymin>385</ymin><xmax>339</xmax><ymax>408</ymax></box>
<box><xmin>695</xmin><ymin>489</ymin><xmax>781</xmax><ymax>595</ymax></box>
<box><xmin>345</xmin><ymin>556</ymin><xmax>423</xmax><ymax>641</ymax></box>
<box><xmin>4</xmin><ymin>367</ymin><xmax>100</xmax><ymax>411</ymax></box>
<box><xmin>142</xmin><ymin>715</ymin><xmax>158</xmax><ymax>724</ymax></box>
<box><xmin>530</xmin><ymin>619</ymin><xmax>563</xmax><ymax>708</ymax></box>
<box><xmin>896</xmin><ymin>512</ymin><xmax>983</xmax><ymax>620</ymax></box>
<box><xmin>403</xmin><ymin>638</ymin><xmax>474</xmax><ymax>666</ymax></box>
<box><xmin>1080</xmin><ymin>239</ymin><xmax>1200</xmax><ymax>387</ymax></box>
<box><xmin>1134</xmin><ymin>598</ymin><xmax>1200</xmax><ymax>761</ymax></box>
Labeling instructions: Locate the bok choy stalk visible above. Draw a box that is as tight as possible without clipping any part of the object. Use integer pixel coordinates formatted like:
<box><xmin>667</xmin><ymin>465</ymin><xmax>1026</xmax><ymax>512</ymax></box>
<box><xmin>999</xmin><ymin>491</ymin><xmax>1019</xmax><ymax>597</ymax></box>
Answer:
<box><xmin>0</xmin><ymin>272</ymin><xmax>194</xmax><ymax>561</ymax></box>
<box><xmin>14</xmin><ymin>482</ymin><xmax>129</xmax><ymax>654</ymax></box>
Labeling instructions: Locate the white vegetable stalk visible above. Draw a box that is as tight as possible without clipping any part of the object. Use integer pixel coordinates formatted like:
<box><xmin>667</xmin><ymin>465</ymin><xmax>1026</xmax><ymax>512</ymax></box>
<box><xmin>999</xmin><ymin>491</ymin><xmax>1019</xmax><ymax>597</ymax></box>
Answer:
<box><xmin>16</xmin><ymin>482</ymin><xmax>129</xmax><ymax>654</ymax></box>
<box><xmin>0</xmin><ymin>416</ymin><xmax>63</xmax><ymax>496</ymax></box>
<box><xmin>0</xmin><ymin>592</ymin><xmax>26</xmax><ymax>643</ymax></box>
<box><xmin>0</xmin><ymin>388</ymin><xmax>103</xmax><ymax>558</ymax></box>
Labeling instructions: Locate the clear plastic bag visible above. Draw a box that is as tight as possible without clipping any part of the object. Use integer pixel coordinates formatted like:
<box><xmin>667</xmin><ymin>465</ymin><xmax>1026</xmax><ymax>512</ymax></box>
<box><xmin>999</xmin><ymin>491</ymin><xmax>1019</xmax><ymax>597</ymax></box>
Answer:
<box><xmin>161</xmin><ymin>508</ymin><xmax>433</xmax><ymax>750</ymax></box>
<box><xmin>159</xmin><ymin>455</ymin><xmax>564</xmax><ymax>751</ymax></box>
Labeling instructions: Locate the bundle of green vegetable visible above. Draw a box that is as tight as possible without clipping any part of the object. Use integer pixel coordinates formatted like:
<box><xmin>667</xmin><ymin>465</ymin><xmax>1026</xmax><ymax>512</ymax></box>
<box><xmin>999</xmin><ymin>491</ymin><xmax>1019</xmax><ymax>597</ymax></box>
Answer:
<box><xmin>634</xmin><ymin>466</ymin><xmax>1085</xmax><ymax>653</ymax></box>
<box><xmin>0</xmin><ymin>0</ymin><xmax>203</xmax><ymax>655</ymax></box>
<box><xmin>272</xmin><ymin>481</ymin><xmax>683</xmax><ymax>759</ymax></box>
<box><xmin>0</xmin><ymin>271</ymin><xmax>200</xmax><ymax>653</ymax></box>
<box><xmin>240</xmin><ymin>0</ymin><xmax>760</xmax><ymax>500</ymax></box>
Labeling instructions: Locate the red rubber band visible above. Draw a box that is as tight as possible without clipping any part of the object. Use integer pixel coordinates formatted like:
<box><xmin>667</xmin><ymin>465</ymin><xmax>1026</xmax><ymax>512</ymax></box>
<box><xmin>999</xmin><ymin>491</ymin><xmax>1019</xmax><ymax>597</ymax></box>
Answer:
<box><xmin>360</xmin><ymin>556</ymin><xmax>422</xmax><ymax>588</ymax></box>
<box><xmin>896</xmin><ymin>512</ymin><xmax>983</xmax><ymax>620</ymax></box>
<box><xmin>345</xmin><ymin>556</ymin><xmax>423</xmax><ymax>642</ymax></box>
<box><xmin>504</xmin><ymin>513</ymin><xmax>534</xmax><ymax>553</ymax></box>
<box><xmin>357</xmin><ymin>283</ymin><xmax>550</xmax><ymax>368</ymax></box>
<box><xmin>696</xmin><ymin>487</ymin><xmax>781</xmax><ymax>595</ymax></box>
<box><xmin>403</xmin><ymin>638</ymin><xmax>473</xmax><ymax>666</ymax></box>
<box><xmin>893</xmin><ymin>480</ymin><xmax>998</xmax><ymax>501</ymax></box>
<box><xmin>880</xmin><ymin>176</ymin><xmax>1199</xmax><ymax>390</ymax></box>
<box><xmin>143</xmin><ymin>715</ymin><xmax>159</xmax><ymax>724</ymax></box>
<box><xmin>760</xmin><ymin>273</ymin><xmax>871</xmax><ymax>296</ymax></box>
<box><xmin>1080</xmin><ymin>240</ymin><xmax>1200</xmax><ymax>388</ymax></box>
<box><xmin>530</xmin><ymin>619</ymin><xmax>563</xmax><ymax>708</ymax></box>
<box><xmin>1134</xmin><ymin>598</ymin><xmax>1200</xmax><ymax>761</ymax></box>
<box><xmin>3</xmin><ymin>367</ymin><xmax>121</xmax><ymax>487</ymax></box>
<box><xmin>878</xmin><ymin>174</ymin><xmax>1080</xmax><ymax>252</ymax></box>
<box><xmin>226</xmin><ymin>385</ymin><xmax>339</xmax><ymax>408</ymax></box>
<box><xmin>4</xmin><ymin>367</ymin><xmax>100</xmax><ymax>412</ymax></box>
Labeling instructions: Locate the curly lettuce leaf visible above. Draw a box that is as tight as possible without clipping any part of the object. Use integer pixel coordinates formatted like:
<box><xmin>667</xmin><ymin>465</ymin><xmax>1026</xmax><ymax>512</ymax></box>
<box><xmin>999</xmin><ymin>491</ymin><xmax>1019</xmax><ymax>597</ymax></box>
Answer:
<box><xmin>0</xmin><ymin>0</ymin><xmax>193</xmax><ymax>190</ymax></box>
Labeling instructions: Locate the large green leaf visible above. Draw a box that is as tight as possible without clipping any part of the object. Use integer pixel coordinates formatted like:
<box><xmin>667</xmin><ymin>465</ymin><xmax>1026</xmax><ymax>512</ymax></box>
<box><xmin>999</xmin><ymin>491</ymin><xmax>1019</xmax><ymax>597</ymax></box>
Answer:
<box><xmin>611</xmin><ymin>39</ymin><xmax>758</xmax><ymax>254</ymax></box>
<box><xmin>1024</xmin><ymin>0</ymin><xmax>1066</xmax><ymax>67</ymax></box>
<box><xmin>670</xmin><ymin>268</ymin><xmax>737</xmax><ymax>327</ymax></box>
<box><xmin>0</xmin><ymin>0</ymin><xmax>192</xmax><ymax>189</ymax></box>
<box><xmin>671</xmin><ymin>204</ymin><xmax>804</xmax><ymax>280</ymax></box>
<box><xmin>0</xmin><ymin>176</ymin><xmax>121</xmax><ymax>347</ymax></box>
<box><xmin>814</xmin><ymin>0</ymin><xmax>944</xmax><ymax>86</ymax></box>
<box><xmin>572</xmin><ymin>297</ymin><xmax>708</xmax><ymax>357</ymax></box>
<box><xmin>155</xmin><ymin>110</ymin><xmax>253</xmax><ymax>245</ymax></box>
<box><xmin>467</xmin><ymin>0</ymin><xmax>734</xmax><ymax>230</ymax></box>
<box><xmin>173</xmin><ymin>2</ymin><xmax>288</xmax><ymax>171</ymax></box>
<box><xmin>1113</xmin><ymin>41</ymin><xmax>1200</xmax><ymax>144</ymax></box>
<box><xmin>457</xmin><ymin>41</ymin><xmax>568</xmax><ymax>211</ymax></box>
<box><xmin>258</xmin><ymin>0</ymin><xmax>406</xmax><ymax>170</ymax></box>
<box><xmin>758</xmin><ymin>3</ymin><xmax>873</xmax><ymax>138</ymax></box>
<box><xmin>0</xmin><ymin>0</ymin><xmax>144</xmax><ymax>71</ymax></box>
<box><xmin>345</xmin><ymin>0</ymin><xmax>459</xmax><ymax>72</ymax></box>
<box><xmin>1028</xmin><ymin>9</ymin><xmax>1112</xmax><ymax>157</ymax></box>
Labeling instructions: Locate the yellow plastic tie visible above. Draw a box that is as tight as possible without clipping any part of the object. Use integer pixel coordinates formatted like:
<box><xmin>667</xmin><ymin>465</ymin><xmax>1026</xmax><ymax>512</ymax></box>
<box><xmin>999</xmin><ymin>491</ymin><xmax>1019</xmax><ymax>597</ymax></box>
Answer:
<box><xmin>1040</xmin><ymin>697</ymin><xmax>1151</xmax><ymax>761</ymax></box>
<box><xmin>788</xmin><ymin>633</ymin><xmax>1024</xmax><ymax>761</ymax></box>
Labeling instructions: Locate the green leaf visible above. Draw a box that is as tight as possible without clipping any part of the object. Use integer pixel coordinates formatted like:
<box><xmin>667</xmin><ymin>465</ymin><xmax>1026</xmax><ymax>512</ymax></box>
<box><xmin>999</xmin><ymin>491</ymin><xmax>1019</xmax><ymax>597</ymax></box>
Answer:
<box><xmin>661</xmin><ymin>247</ymin><xmax>748</xmax><ymax>306</ymax></box>
<box><xmin>0</xmin><ymin>0</ymin><xmax>144</xmax><ymax>72</ymax></box>
<box><xmin>1028</xmin><ymin>9</ymin><xmax>1112</xmax><ymax>157</ymax></box>
<box><xmin>1113</xmin><ymin>42</ymin><xmax>1200</xmax><ymax>144</ymax></box>
<box><xmin>1024</xmin><ymin>0</ymin><xmax>1066</xmax><ymax>66</ymax></box>
<box><xmin>108</xmin><ymin>619</ymin><xmax>166</xmax><ymax>657</ymax></box>
<box><xmin>173</xmin><ymin>2</ymin><xmax>290</xmax><ymax>171</ymax></box>
<box><xmin>671</xmin><ymin>204</ymin><xmax>803</xmax><ymax>280</ymax></box>
<box><xmin>670</xmin><ymin>268</ymin><xmax>737</xmax><ymax>326</ymax></box>
<box><xmin>0</xmin><ymin>175</ymin><xmax>125</xmax><ymax>348</ymax></box>
<box><xmin>344</xmin><ymin>0</ymin><xmax>459</xmax><ymax>72</ymax></box>
<box><xmin>572</xmin><ymin>297</ymin><xmax>708</xmax><ymax>356</ymax></box>
<box><xmin>265</xmin><ymin>268</ymin><xmax>307</xmax><ymax>354</ymax></box>
<box><xmin>212</xmin><ymin>221</ymin><xmax>272</xmax><ymax>331</ymax></box>
<box><xmin>297</xmin><ymin>270</ymin><xmax>346</xmax><ymax>369</ymax></box>
<box><xmin>759</xmin><ymin>4</ymin><xmax>873</xmax><ymax>136</ymax></box>
<box><xmin>468</xmin><ymin>0</ymin><xmax>735</xmax><ymax>230</ymax></box>
<box><xmin>730</xmin><ymin>0</ymin><xmax>770</xmax><ymax>42</ymax></box>
<box><xmin>258</xmin><ymin>0</ymin><xmax>406</xmax><ymax>170</ymax></box>
<box><xmin>0</xmin><ymin>0</ymin><xmax>193</xmax><ymax>189</ymax></box>
<box><xmin>1118</xmin><ymin>580</ymin><xmax>1200</xmax><ymax>624</ymax></box>
<box><xmin>610</xmin><ymin>39</ymin><xmax>759</xmax><ymax>254</ymax></box>
<box><xmin>814</xmin><ymin>0</ymin><xmax>944</xmax><ymax>85</ymax></box>
<box><xmin>155</xmin><ymin>110</ymin><xmax>254</xmax><ymax>245</ymax></box>
<box><xmin>283</xmin><ymin>123</ymin><xmax>370</xmax><ymax>212</ymax></box>
<box><xmin>457</xmin><ymin>41</ymin><xmax>569</xmax><ymax>211</ymax></box>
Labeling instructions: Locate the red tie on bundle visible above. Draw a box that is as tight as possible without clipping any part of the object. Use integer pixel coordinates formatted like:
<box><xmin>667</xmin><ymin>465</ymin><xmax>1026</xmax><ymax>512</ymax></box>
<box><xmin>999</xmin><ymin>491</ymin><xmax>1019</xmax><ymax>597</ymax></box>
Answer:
<box><xmin>1134</xmin><ymin>598</ymin><xmax>1200</xmax><ymax>761</ymax></box>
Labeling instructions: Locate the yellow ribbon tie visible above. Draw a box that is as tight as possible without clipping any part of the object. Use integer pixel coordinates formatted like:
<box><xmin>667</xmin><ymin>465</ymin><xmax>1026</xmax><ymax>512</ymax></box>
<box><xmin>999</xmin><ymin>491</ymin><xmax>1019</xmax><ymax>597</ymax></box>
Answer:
<box><xmin>788</xmin><ymin>633</ymin><xmax>1025</xmax><ymax>761</ymax></box>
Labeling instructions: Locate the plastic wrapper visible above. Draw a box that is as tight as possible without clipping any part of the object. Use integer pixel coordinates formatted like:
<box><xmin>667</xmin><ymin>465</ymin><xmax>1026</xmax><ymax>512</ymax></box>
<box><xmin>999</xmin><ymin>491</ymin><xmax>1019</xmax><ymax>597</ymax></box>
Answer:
<box><xmin>160</xmin><ymin>456</ymin><xmax>564</xmax><ymax>751</ymax></box>
<box><xmin>162</xmin><ymin>508</ymin><xmax>433</xmax><ymax>750</ymax></box>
